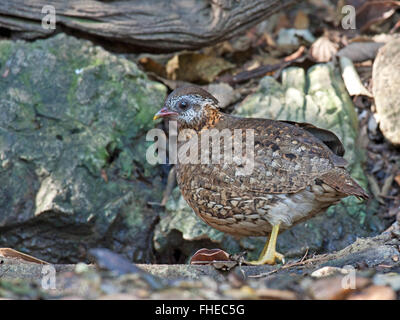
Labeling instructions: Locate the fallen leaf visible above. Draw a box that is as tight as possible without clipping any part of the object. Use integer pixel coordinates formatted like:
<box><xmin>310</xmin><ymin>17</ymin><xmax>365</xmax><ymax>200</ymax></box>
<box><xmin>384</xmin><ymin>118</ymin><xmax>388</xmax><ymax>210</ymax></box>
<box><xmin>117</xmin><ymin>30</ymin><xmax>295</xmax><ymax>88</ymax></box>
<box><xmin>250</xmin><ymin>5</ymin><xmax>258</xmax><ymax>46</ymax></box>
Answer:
<box><xmin>310</xmin><ymin>36</ymin><xmax>339</xmax><ymax>62</ymax></box>
<box><xmin>354</xmin><ymin>0</ymin><xmax>400</xmax><ymax>32</ymax></box>
<box><xmin>138</xmin><ymin>56</ymin><xmax>167</xmax><ymax>78</ymax></box>
<box><xmin>190</xmin><ymin>248</ymin><xmax>231</xmax><ymax>264</ymax></box>
<box><xmin>337</xmin><ymin>42</ymin><xmax>384</xmax><ymax>62</ymax></box>
<box><xmin>347</xmin><ymin>285</ymin><xmax>396</xmax><ymax>300</ymax></box>
<box><xmin>0</xmin><ymin>248</ymin><xmax>49</xmax><ymax>264</ymax></box>
<box><xmin>166</xmin><ymin>53</ymin><xmax>234</xmax><ymax>84</ymax></box>
<box><xmin>203</xmin><ymin>83</ymin><xmax>238</xmax><ymax>109</ymax></box>
<box><xmin>294</xmin><ymin>10</ymin><xmax>310</xmax><ymax>29</ymax></box>
<box><xmin>394</xmin><ymin>173</ymin><xmax>400</xmax><ymax>187</ymax></box>
<box><xmin>308</xmin><ymin>276</ymin><xmax>370</xmax><ymax>300</ymax></box>
<box><xmin>221</xmin><ymin>46</ymin><xmax>306</xmax><ymax>85</ymax></box>
<box><xmin>340</xmin><ymin>56</ymin><xmax>373</xmax><ymax>97</ymax></box>
<box><xmin>274</xmin><ymin>13</ymin><xmax>291</xmax><ymax>33</ymax></box>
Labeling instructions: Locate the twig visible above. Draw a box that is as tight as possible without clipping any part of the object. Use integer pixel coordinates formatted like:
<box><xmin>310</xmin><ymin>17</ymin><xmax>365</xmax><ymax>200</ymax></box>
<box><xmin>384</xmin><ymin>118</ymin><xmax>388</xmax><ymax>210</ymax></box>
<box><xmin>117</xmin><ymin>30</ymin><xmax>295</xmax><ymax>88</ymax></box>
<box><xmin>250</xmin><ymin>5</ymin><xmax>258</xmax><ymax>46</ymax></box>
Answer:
<box><xmin>220</xmin><ymin>46</ymin><xmax>306</xmax><ymax>85</ymax></box>
<box><xmin>247</xmin><ymin>253</ymin><xmax>330</xmax><ymax>278</ymax></box>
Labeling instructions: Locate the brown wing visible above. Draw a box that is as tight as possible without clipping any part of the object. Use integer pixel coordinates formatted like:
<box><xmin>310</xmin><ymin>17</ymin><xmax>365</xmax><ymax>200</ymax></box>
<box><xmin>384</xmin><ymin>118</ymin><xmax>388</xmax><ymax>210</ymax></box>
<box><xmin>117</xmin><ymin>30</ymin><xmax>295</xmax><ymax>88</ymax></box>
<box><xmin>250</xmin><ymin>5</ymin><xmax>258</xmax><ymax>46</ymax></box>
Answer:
<box><xmin>279</xmin><ymin>120</ymin><xmax>346</xmax><ymax>157</ymax></box>
<box><xmin>209</xmin><ymin>115</ymin><xmax>350</xmax><ymax>194</ymax></box>
<box><xmin>318</xmin><ymin>168</ymin><xmax>369</xmax><ymax>200</ymax></box>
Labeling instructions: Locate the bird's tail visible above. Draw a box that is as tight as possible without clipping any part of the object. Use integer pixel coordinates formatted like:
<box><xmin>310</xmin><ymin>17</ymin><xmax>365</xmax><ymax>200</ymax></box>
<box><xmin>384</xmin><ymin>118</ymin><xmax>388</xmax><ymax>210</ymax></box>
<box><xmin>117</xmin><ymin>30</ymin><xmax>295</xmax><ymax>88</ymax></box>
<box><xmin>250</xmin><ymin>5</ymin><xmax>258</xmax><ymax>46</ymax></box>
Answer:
<box><xmin>319</xmin><ymin>168</ymin><xmax>369</xmax><ymax>200</ymax></box>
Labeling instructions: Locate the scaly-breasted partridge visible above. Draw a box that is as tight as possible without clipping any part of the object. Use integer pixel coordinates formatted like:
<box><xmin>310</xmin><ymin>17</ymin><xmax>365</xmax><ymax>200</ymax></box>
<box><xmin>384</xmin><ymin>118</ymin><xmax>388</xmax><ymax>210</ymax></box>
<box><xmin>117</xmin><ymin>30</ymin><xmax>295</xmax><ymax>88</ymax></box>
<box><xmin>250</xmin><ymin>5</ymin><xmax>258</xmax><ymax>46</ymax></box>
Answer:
<box><xmin>153</xmin><ymin>86</ymin><xmax>369</xmax><ymax>265</ymax></box>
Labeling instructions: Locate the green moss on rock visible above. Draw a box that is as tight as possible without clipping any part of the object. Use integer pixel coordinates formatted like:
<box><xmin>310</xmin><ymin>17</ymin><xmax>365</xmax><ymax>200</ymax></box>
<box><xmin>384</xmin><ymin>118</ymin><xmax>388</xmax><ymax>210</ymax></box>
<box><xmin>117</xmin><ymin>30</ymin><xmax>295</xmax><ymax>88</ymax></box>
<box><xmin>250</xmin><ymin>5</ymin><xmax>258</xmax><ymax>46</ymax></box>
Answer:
<box><xmin>0</xmin><ymin>34</ymin><xmax>167</xmax><ymax>263</ymax></box>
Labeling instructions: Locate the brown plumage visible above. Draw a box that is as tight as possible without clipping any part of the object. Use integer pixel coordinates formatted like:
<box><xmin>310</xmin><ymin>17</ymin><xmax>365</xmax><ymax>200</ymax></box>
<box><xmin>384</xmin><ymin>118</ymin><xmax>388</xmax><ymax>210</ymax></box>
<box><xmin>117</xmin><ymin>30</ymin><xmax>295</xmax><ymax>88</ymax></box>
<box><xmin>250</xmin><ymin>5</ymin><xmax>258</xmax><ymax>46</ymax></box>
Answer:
<box><xmin>154</xmin><ymin>85</ymin><xmax>369</xmax><ymax>265</ymax></box>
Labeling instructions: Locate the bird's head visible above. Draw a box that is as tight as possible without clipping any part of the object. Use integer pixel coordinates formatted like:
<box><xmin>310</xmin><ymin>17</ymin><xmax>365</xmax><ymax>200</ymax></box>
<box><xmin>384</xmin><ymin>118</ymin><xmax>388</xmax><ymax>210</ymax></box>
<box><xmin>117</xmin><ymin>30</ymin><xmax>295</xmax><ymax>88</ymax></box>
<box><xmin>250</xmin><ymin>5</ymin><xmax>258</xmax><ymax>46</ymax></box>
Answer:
<box><xmin>153</xmin><ymin>86</ymin><xmax>219</xmax><ymax>130</ymax></box>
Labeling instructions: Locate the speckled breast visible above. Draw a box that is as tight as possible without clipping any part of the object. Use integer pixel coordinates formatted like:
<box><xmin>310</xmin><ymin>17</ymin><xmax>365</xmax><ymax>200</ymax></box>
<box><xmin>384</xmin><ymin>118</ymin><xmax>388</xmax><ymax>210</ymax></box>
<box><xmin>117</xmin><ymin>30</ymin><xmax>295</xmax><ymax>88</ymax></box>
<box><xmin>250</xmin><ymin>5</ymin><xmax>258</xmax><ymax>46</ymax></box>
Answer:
<box><xmin>176</xmin><ymin>162</ymin><xmax>345</xmax><ymax>237</ymax></box>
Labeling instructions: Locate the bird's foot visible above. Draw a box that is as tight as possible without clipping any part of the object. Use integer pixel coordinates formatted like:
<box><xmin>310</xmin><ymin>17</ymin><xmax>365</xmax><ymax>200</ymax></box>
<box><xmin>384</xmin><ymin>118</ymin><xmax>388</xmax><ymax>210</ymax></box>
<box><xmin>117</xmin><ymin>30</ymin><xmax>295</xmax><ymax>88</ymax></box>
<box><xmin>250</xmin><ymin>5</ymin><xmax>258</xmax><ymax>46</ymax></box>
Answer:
<box><xmin>245</xmin><ymin>251</ymin><xmax>285</xmax><ymax>265</ymax></box>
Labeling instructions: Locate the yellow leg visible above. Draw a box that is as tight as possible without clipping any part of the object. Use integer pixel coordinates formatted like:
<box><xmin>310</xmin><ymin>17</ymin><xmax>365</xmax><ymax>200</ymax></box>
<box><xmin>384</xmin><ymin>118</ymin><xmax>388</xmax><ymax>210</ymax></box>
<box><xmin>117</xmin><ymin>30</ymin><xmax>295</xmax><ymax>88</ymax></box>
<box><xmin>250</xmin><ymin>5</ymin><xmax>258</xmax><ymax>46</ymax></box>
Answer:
<box><xmin>246</xmin><ymin>223</ymin><xmax>285</xmax><ymax>265</ymax></box>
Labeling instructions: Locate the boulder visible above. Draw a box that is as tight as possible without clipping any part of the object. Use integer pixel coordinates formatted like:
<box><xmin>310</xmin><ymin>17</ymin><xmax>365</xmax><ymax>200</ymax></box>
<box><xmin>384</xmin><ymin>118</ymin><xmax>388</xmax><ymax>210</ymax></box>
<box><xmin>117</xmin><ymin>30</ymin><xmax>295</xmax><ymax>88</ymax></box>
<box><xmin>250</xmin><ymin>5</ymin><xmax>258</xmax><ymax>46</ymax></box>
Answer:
<box><xmin>0</xmin><ymin>34</ymin><xmax>167</xmax><ymax>263</ymax></box>
<box><xmin>372</xmin><ymin>38</ymin><xmax>400</xmax><ymax>146</ymax></box>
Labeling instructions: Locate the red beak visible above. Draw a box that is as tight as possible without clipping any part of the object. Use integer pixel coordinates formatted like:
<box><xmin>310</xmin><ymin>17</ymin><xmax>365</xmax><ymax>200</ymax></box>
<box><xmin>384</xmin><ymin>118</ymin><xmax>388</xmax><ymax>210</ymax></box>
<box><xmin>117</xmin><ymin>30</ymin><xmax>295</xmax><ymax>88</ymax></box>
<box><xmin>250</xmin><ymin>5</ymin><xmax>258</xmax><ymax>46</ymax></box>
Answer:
<box><xmin>153</xmin><ymin>107</ymin><xmax>179</xmax><ymax>120</ymax></box>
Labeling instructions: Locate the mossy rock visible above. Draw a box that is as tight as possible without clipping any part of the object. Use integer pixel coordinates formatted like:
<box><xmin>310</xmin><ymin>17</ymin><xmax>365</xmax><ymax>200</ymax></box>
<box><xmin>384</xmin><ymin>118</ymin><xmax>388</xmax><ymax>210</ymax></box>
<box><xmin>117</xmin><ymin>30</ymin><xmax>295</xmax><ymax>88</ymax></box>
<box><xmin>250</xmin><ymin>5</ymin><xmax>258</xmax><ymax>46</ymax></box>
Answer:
<box><xmin>0</xmin><ymin>34</ymin><xmax>167</xmax><ymax>263</ymax></box>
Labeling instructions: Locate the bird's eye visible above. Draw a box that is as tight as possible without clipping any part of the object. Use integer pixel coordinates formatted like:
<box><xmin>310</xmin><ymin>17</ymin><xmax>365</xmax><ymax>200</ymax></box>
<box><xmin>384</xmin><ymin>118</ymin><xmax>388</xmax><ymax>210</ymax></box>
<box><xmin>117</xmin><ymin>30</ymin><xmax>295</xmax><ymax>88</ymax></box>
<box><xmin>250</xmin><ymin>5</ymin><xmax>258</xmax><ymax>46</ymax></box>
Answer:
<box><xmin>177</xmin><ymin>100</ymin><xmax>189</xmax><ymax>110</ymax></box>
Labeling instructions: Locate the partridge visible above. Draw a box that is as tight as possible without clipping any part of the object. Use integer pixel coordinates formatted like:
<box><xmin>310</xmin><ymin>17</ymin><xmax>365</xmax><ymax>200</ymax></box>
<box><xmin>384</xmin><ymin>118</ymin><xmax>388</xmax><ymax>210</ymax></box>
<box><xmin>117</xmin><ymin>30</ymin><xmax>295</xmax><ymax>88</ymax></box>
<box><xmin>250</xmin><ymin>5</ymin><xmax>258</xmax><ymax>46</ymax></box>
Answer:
<box><xmin>153</xmin><ymin>85</ymin><xmax>369</xmax><ymax>265</ymax></box>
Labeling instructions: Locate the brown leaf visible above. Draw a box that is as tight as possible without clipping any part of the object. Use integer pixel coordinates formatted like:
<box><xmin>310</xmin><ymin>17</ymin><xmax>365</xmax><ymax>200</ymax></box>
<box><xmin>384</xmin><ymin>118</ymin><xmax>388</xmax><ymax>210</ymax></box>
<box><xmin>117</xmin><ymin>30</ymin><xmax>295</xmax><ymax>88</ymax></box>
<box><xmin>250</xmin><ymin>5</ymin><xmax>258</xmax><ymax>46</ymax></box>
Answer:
<box><xmin>310</xmin><ymin>36</ymin><xmax>339</xmax><ymax>62</ymax></box>
<box><xmin>0</xmin><ymin>248</ymin><xmax>49</xmax><ymax>264</ymax></box>
<box><xmin>394</xmin><ymin>173</ymin><xmax>400</xmax><ymax>187</ymax></box>
<box><xmin>340</xmin><ymin>56</ymin><xmax>373</xmax><ymax>97</ymax></box>
<box><xmin>346</xmin><ymin>0</ymin><xmax>400</xmax><ymax>32</ymax></box>
<box><xmin>274</xmin><ymin>13</ymin><xmax>291</xmax><ymax>33</ymax></box>
<box><xmin>294</xmin><ymin>10</ymin><xmax>310</xmax><ymax>29</ymax></box>
<box><xmin>138</xmin><ymin>57</ymin><xmax>167</xmax><ymax>78</ymax></box>
<box><xmin>347</xmin><ymin>285</ymin><xmax>396</xmax><ymax>300</ymax></box>
<box><xmin>308</xmin><ymin>276</ymin><xmax>370</xmax><ymax>300</ymax></box>
<box><xmin>190</xmin><ymin>248</ymin><xmax>231</xmax><ymax>264</ymax></box>
<box><xmin>166</xmin><ymin>53</ymin><xmax>234</xmax><ymax>84</ymax></box>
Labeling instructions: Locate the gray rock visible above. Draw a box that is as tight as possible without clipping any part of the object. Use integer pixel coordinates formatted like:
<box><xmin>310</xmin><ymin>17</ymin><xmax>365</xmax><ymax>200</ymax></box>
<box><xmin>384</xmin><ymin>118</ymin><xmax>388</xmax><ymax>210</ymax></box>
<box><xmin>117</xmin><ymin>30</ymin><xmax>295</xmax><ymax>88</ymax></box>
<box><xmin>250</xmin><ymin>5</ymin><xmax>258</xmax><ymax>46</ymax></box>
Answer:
<box><xmin>0</xmin><ymin>34</ymin><xmax>167</xmax><ymax>263</ymax></box>
<box><xmin>277</xmin><ymin>28</ymin><xmax>315</xmax><ymax>46</ymax></box>
<box><xmin>372</xmin><ymin>38</ymin><xmax>400</xmax><ymax>146</ymax></box>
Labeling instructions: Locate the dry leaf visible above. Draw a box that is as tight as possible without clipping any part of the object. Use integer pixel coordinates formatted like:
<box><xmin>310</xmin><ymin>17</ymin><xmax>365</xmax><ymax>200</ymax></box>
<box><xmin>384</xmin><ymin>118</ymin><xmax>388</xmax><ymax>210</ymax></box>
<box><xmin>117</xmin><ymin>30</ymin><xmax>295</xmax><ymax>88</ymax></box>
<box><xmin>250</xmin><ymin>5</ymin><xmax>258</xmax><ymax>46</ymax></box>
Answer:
<box><xmin>190</xmin><ymin>248</ymin><xmax>231</xmax><ymax>265</ymax></box>
<box><xmin>274</xmin><ymin>13</ymin><xmax>291</xmax><ymax>33</ymax></box>
<box><xmin>337</xmin><ymin>42</ymin><xmax>384</xmax><ymax>62</ymax></box>
<box><xmin>347</xmin><ymin>285</ymin><xmax>396</xmax><ymax>300</ymax></box>
<box><xmin>394</xmin><ymin>173</ymin><xmax>400</xmax><ymax>187</ymax></box>
<box><xmin>166</xmin><ymin>53</ymin><xmax>234</xmax><ymax>84</ymax></box>
<box><xmin>138</xmin><ymin>57</ymin><xmax>167</xmax><ymax>78</ymax></box>
<box><xmin>308</xmin><ymin>276</ymin><xmax>370</xmax><ymax>300</ymax></box>
<box><xmin>0</xmin><ymin>248</ymin><xmax>49</xmax><ymax>264</ymax></box>
<box><xmin>354</xmin><ymin>0</ymin><xmax>400</xmax><ymax>32</ymax></box>
<box><xmin>294</xmin><ymin>10</ymin><xmax>310</xmax><ymax>29</ymax></box>
<box><xmin>203</xmin><ymin>83</ymin><xmax>238</xmax><ymax>109</ymax></box>
<box><xmin>310</xmin><ymin>36</ymin><xmax>339</xmax><ymax>62</ymax></box>
<box><xmin>340</xmin><ymin>56</ymin><xmax>373</xmax><ymax>97</ymax></box>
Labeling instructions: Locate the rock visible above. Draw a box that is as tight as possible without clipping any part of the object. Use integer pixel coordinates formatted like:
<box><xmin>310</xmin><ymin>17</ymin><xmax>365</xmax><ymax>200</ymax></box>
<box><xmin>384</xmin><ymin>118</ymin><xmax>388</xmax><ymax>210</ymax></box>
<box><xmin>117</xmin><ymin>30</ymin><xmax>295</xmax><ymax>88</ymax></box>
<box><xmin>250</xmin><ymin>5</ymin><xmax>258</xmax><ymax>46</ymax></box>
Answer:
<box><xmin>203</xmin><ymin>83</ymin><xmax>238</xmax><ymax>109</ymax></box>
<box><xmin>234</xmin><ymin>63</ymin><xmax>379</xmax><ymax>257</ymax></box>
<box><xmin>0</xmin><ymin>34</ymin><xmax>167</xmax><ymax>263</ymax></box>
<box><xmin>277</xmin><ymin>28</ymin><xmax>316</xmax><ymax>46</ymax></box>
<box><xmin>372</xmin><ymin>38</ymin><xmax>400</xmax><ymax>145</ymax></box>
<box><xmin>373</xmin><ymin>273</ymin><xmax>400</xmax><ymax>291</ymax></box>
<box><xmin>0</xmin><ymin>230</ymin><xmax>398</xmax><ymax>299</ymax></box>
